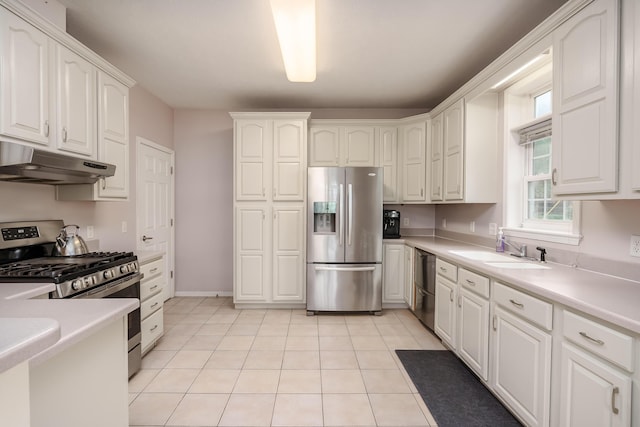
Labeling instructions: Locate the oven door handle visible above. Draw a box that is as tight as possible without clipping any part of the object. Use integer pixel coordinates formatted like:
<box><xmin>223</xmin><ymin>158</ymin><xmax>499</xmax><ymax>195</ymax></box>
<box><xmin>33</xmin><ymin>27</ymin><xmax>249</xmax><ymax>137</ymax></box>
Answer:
<box><xmin>73</xmin><ymin>273</ymin><xmax>143</xmax><ymax>299</ymax></box>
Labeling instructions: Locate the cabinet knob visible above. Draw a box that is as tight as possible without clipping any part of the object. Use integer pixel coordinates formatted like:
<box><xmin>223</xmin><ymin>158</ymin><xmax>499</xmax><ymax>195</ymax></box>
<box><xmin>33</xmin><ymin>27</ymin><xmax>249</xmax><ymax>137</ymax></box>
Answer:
<box><xmin>552</xmin><ymin>168</ymin><xmax>558</xmax><ymax>186</ymax></box>
<box><xmin>62</xmin><ymin>127</ymin><xmax>68</xmax><ymax>142</ymax></box>
<box><xmin>44</xmin><ymin>120</ymin><xmax>49</xmax><ymax>137</ymax></box>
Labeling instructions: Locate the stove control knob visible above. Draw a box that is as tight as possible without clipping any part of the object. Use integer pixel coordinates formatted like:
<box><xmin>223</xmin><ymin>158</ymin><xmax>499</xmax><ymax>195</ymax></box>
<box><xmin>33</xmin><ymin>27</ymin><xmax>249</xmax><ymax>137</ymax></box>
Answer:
<box><xmin>130</xmin><ymin>263</ymin><xmax>138</xmax><ymax>272</ymax></box>
<box><xmin>103</xmin><ymin>270</ymin><xmax>113</xmax><ymax>280</ymax></box>
<box><xmin>120</xmin><ymin>265</ymin><xmax>129</xmax><ymax>274</ymax></box>
<box><xmin>71</xmin><ymin>280</ymin><xmax>83</xmax><ymax>291</ymax></box>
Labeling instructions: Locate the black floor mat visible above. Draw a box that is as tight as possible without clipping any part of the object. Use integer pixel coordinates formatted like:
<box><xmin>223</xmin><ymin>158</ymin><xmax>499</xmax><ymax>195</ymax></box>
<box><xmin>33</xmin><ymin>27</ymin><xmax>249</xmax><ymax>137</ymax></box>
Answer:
<box><xmin>396</xmin><ymin>349</ymin><xmax>523</xmax><ymax>427</ymax></box>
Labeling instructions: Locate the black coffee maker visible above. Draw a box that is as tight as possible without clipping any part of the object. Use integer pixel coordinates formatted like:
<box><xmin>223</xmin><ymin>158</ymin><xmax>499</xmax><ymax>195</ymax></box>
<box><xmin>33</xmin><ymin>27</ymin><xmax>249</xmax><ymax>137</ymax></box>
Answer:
<box><xmin>383</xmin><ymin>210</ymin><xmax>401</xmax><ymax>239</ymax></box>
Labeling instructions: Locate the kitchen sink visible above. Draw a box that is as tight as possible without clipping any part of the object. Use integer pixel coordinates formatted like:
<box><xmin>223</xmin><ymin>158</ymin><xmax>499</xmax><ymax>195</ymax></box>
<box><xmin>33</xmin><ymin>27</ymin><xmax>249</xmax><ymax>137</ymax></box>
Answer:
<box><xmin>448</xmin><ymin>250</ymin><xmax>512</xmax><ymax>262</ymax></box>
<box><xmin>484</xmin><ymin>261</ymin><xmax>550</xmax><ymax>270</ymax></box>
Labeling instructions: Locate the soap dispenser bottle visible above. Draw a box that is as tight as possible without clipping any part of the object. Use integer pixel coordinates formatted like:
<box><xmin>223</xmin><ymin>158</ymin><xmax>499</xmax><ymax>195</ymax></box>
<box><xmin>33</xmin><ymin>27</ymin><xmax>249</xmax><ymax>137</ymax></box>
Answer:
<box><xmin>496</xmin><ymin>228</ymin><xmax>505</xmax><ymax>252</ymax></box>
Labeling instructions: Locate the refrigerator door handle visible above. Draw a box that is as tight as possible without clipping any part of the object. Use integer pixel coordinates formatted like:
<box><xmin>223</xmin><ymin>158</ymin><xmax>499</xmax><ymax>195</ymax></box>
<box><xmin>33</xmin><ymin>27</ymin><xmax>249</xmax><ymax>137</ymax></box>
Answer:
<box><xmin>339</xmin><ymin>184</ymin><xmax>344</xmax><ymax>246</ymax></box>
<box><xmin>347</xmin><ymin>183</ymin><xmax>353</xmax><ymax>246</ymax></box>
<box><xmin>314</xmin><ymin>266</ymin><xmax>376</xmax><ymax>272</ymax></box>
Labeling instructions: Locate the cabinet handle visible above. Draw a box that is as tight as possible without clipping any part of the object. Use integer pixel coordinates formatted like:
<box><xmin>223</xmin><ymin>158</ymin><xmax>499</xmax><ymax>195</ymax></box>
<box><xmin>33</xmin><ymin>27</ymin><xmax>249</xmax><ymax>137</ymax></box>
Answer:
<box><xmin>62</xmin><ymin>127</ymin><xmax>68</xmax><ymax>142</ymax></box>
<box><xmin>101</xmin><ymin>177</ymin><xmax>106</xmax><ymax>190</ymax></box>
<box><xmin>492</xmin><ymin>314</ymin><xmax>497</xmax><ymax>331</ymax></box>
<box><xmin>611</xmin><ymin>387</ymin><xmax>620</xmax><ymax>415</ymax></box>
<box><xmin>44</xmin><ymin>120</ymin><xmax>49</xmax><ymax>137</ymax></box>
<box><xmin>262</xmin><ymin>187</ymin><xmax>265</xmax><ymax>197</ymax></box>
<box><xmin>465</xmin><ymin>279</ymin><xmax>476</xmax><ymax>286</ymax></box>
<box><xmin>150</xmin><ymin>324</ymin><xmax>158</xmax><ymax>332</ymax></box>
<box><xmin>509</xmin><ymin>299</ymin><xmax>524</xmax><ymax>309</ymax></box>
<box><xmin>579</xmin><ymin>331</ymin><xmax>605</xmax><ymax>346</ymax></box>
<box><xmin>439</xmin><ymin>266</ymin><xmax>447</xmax><ymax>273</ymax></box>
<box><xmin>449</xmin><ymin>289</ymin><xmax>453</xmax><ymax>302</ymax></box>
<box><xmin>151</xmin><ymin>302</ymin><xmax>159</xmax><ymax>309</ymax></box>
<box><xmin>552</xmin><ymin>168</ymin><xmax>558</xmax><ymax>186</ymax></box>
<box><xmin>420</xmin><ymin>188</ymin><xmax>424</xmax><ymax>197</ymax></box>
<box><xmin>142</xmin><ymin>235</ymin><xmax>153</xmax><ymax>242</ymax></box>
<box><xmin>150</xmin><ymin>285</ymin><xmax>158</xmax><ymax>291</ymax></box>
<box><xmin>149</xmin><ymin>268</ymin><xmax>158</xmax><ymax>274</ymax></box>
<box><xmin>457</xmin><ymin>295</ymin><xmax>462</xmax><ymax>308</ymax></box>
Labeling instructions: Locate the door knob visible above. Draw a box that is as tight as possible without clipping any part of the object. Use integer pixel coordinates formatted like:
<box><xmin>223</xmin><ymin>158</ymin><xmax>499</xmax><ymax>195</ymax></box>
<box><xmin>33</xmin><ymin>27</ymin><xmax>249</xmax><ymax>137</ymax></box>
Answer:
<box><xmin>142</xmin><ymin>235</ymin><xmax>153</xmax><ymax>242</ymax></box>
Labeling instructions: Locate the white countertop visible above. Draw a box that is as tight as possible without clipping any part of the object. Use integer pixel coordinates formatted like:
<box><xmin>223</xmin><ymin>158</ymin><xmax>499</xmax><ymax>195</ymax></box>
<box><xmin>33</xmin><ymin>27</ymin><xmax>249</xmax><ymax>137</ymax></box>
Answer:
<box><xmin>0</xmin><ymin>283</ymin><xmax>139</xmax><ymax>370</ymax></box>
<box><xmin>391</xmin><ymin>237</ymin><xmax>640</xmax><ymax>335</ymax></box>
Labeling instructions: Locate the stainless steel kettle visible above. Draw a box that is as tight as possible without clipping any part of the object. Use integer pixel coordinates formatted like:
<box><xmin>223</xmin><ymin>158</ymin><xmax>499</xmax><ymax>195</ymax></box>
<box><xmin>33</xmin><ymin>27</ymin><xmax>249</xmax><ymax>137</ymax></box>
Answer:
<box><xmin>52</xmin><ymin>224</ymin><xmax>89</xmax><ymax>256</ymax></box>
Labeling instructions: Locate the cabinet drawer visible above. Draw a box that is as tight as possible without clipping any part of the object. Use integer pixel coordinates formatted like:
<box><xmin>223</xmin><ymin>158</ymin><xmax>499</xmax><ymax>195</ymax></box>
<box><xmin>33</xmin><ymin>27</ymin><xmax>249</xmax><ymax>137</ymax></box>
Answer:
<box><xmin>140</xmin><ymin>258</ymin><xmax>162</xmax><ymax>282</ymax></box>
<box><xmin>140</xmin><ymin>276</ymin><xmax>163</xmax><ymax>300</ymax></box>
<box><xmin>458</xmin><ymin>268</ymin><xmax>489</xmax><ymax>298</ymax></box>
<box><xmin>141</xmin><ymin>291</ymin><xmax>164</xmax><ymax>319</ymax></box>
<box><xmin>436</xmin><ymin>258</ymin><xmax>457</xmax><ymax>282</ymax></box>
<box><xmin>563</xmin><ymin>310</ymin><xmax>634</xmax><ymax>372</ymax></box>
<box><xmin>141</xmin><ymin>308</ymin><xmax>164</xmax><ymax>352</ymax></box>
<box><xmin>493</xmin><ymin>281</ymin><xmax>552</xmax><ymax>331</ymax></box>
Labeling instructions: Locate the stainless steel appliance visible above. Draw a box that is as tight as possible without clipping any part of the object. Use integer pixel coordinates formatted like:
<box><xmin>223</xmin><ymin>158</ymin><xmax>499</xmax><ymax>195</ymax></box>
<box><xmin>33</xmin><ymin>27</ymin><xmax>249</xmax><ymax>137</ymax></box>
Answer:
<box><xmin>383</xmin><ymin>209</ymin><xmax>401</xmax><ymax>239</ymax></box>
<box><xmin>0</xmin><ymin>220</ymin><xmax>142</xmax><ymax>377</ymax></box>
<box><xmin>307</xmin><ymin>167</ymin><xmax>383</xmax><ymax>314</ymax></box>
<box><xmin>412</xmin><ymin>248</ymin><xmax>436</xmax><ymax>330</ymax></box>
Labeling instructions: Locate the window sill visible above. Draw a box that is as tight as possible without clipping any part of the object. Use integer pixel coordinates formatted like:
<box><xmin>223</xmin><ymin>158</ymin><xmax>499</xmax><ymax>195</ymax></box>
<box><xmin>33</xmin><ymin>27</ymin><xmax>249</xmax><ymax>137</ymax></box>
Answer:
<box><xmin>502</xmin><ymin>227</ymin><xmax>582</xmax><ymax>246</ymax></box>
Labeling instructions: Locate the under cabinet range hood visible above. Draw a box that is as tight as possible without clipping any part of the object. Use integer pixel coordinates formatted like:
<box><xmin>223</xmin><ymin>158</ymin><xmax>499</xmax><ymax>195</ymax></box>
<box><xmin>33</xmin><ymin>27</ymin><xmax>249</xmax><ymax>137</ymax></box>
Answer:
<box><xmin>0</xmin><ymin>141</ymin><xmax>116</xmax><ymax>185</ymax></box>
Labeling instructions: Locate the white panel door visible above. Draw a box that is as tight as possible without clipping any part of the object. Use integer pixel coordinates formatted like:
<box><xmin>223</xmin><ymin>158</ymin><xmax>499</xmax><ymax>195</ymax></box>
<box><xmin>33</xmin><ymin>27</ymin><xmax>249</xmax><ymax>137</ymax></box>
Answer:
<box><xmin>342</xmin><ymin>126</ymin><xmax>377</xmax><ymax>166</ymax></box>
<box><xmin>380</xmin><ymin>126</ymin><xmax>399</xmax><ymax>203</ymax></box>
<box><xmin>97</xmin><ymin>72</ymin><xmax>129</xmax><ymax>198</ymax></box>
<box><xmin>382</xmin><ymin>244</ymin><xmax>405</xmax><ymax>303</ymax></box>
<box><xmin>491</xmin><ymin>305</ymin><xmax>551</xmax><ymax>427</ymax></box>
<box><xmin>559</xmin><ymin>343</ymin><xmax>631</xmax><ymax>427</ymax></box>
<box><xmin>457</xmin><ymin>287</ymin><xmax>489</xmax><ymax>381</ymax></box>
<box><xmin>403</xmin><ymin>245</ymin><xmax>414</xmax><ymax>307</ymax></box>
<box><xmin>235</xmin><ymin>205</ymin><xmax>268</xmax><ymax>302</ymax></box>
<box><xmin>401</xmin><ymin>122</ymin><xmax>426</xmax><ymax>202</ymax></box>
<box><xmin>56</xmin><ymin>45</ymin><xmax>96</xmax><ymax>157</ymax></box>
<box><xmin>235</xmin><ymin>119</ymin><xmax>270</xmax><ymax>200</ymax></box>
<box><xmin>273</xmin><ymin>120</ymin><xmax>305</xmax><ymax>201</ymax></box>
<box><xmin>272</xmin><ymin>205</ymin><xmax>304</xmax><ymax>302</ymax></box>
<box><xmin>443</xmin><ymin>99</ymin><xmax>464</xmax><ymax>201</ymax></box>
<box><xmin>308</xmin><ymin>126</ymin><xmax>340</xmax><ymax>166</ymax></box>
<box><xmin>137</xmin><ymin>138</ymin><xmax>175</xmax><ymax>301</ymax></box>
<box><xmin>0</xmin><ymin>8</ymin><xmax>50</xmax><ymax>145</ymax></box>
<box><xmin>430</xmin><ymin>112</ymin><xmax>444</xmax><ymax>201</ymax></box>
<box><xmin>552</xmin><ymin>0</ymin><xmax>619</xmax><ymax>194</ymax></box>
<box><xmin>434</xmin><ymin>275</ymin><xmax>456</xmax><ymax>349</ymax></box>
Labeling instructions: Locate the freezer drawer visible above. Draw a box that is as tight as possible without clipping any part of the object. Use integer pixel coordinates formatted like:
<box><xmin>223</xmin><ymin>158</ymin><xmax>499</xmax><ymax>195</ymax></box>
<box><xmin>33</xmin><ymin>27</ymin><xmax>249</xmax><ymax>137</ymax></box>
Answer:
<box><xmin>307</xmin><ymin>264</ymin><xmax>382</xmax><ymax>312</ymax></box>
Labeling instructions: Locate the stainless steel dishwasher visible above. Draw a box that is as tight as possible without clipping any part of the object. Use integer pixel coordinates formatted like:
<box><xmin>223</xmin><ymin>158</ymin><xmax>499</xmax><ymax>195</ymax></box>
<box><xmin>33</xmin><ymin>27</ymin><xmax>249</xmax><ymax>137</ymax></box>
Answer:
<box><xmin>411</xmin><ymin>249</ymin><xmax>436</xmax><ymax>330</ymax></box>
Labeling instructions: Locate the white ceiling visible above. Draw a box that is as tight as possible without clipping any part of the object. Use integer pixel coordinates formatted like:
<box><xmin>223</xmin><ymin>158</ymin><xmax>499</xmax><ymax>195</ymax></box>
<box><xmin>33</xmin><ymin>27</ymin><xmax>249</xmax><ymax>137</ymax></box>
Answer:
<box><xmin>57</xmin><ymin>0</ymin><xmax>567</xmax><ymax>110</ymax></box>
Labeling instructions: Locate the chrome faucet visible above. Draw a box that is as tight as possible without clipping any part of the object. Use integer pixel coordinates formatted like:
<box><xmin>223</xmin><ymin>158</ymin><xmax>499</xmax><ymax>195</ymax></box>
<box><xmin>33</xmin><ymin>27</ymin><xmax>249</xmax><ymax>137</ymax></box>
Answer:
<box><xmin>503</xmin><ymin>239</ymin><xmax>527</xmax><ymax>258</ymax></box>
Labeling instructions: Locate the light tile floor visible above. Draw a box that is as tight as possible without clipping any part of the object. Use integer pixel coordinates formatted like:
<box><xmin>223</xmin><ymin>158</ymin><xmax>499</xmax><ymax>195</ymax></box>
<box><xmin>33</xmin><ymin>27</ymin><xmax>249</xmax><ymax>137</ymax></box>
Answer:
<box><xmin>129</xmin><ymin>296</ymin><xmax>445</xmax><ymax>427</ymax></box>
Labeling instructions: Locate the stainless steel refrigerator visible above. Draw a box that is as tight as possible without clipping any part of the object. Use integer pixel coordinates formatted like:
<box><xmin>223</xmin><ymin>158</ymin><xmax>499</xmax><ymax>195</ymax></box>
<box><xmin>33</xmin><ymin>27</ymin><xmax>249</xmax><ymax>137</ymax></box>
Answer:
<box><xmin>306</xmin><ymin>167</ymin><xmax>383</xmax><ymax>314</ymax></box>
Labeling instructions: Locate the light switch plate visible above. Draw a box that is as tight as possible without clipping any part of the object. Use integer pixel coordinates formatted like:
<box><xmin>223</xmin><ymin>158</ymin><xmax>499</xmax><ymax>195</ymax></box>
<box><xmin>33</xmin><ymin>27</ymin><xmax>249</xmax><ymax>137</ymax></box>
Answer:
<box><xmin>630</xmin><ymin>235</ymin><xmax>640</xmax><ymax>257</ymax></box>
<box><xmin>86</xmin><ymin>226</ymin><xmax>94</xmax><ymax>239</ymax></box>
<box><xmin>489</xmin><ymin>223</ymin><xmax>497</xmax><ymax>236</ymax></box>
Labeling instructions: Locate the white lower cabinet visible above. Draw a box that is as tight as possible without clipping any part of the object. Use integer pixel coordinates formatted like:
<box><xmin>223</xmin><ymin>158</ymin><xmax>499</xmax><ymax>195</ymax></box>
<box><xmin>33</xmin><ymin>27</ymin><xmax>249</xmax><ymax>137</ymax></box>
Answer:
<box><xmin>491</xmin><ymin>304</ymin><xmax>552</xmax><ymax>427</ymax></box>
<box><xmin>403</xmin><ymin>245</ymin><xmax>414</xmax><ymax>308</ymax></box>
<box><xmin>458</xmin><ymin>287</ymin><xmax>490</xmax><ymax>381</ymax></box>
<box><xmin>382</xmin><ymin>243</ymin><xmax>405</xmax><ymax>304</ymax></box>
<box><xmin>434</xmin><ymin>274</ymin><xmax>457</xmax><ymax>349</ymax></box>
<box><xmin>271</xmin><ymin>205</ymin><xmax>305</xmax><ymax>302</ymax></box>
<box><xmin>139</xmin><ymin>253</ymin><xmax>165</xmax><ymax>355</ymax></box>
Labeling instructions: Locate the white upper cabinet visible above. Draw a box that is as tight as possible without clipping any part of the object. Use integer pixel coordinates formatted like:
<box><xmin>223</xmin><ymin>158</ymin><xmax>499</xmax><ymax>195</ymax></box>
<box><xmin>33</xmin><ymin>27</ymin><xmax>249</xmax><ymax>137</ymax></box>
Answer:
<box><xmin>380</xmin><ymin>126</ymin><xmax>399</xmax><ymax>203</ymax></box>
<box><xmin>273</xmin><ymin>120</ymin><xmax>306</xmax><ymax>201</ymax></box>
<box><xmin>443</xmin><ymin>99</ymin><xmax>464</xmax><ymax>201</ymax></box>
<box><xmin>552</xmin><ymin>0</ymin><xmax>619</xmax><ymax>195</ymax></box>
<box><xmin>55</xmin><ymin>45</ymin><xmax>96</xmax><ymax>158</ymax></box>
<box><xmin>401</xmin><ymin>120</ymin><xmax>427</xmax><ymax>202</ymax></box>
<box><xmin>0</xmin><ymin>8</ymin><xmax>50</xmax><ymax>146</ymax></box>
<box><xmin>308</xmin><ymin>123</ymin><xmax>379</xmax><ymax>167</ymax></box>
<box><xmin>235</xmin><ymin>119</ymin><xmax>270</xmax><ymax>201</ymax></box>
<box><xmin>429</xmin><ymin>112</ymin><xmax>444</xmax><ymax>201</ymax></box>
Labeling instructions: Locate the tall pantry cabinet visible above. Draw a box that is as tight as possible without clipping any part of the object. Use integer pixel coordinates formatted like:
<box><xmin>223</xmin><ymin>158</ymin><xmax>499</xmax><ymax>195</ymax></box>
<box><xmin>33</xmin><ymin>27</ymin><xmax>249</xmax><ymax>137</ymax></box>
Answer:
<box><xmin>231</xmin><ymin>113</ymin><xmax>310</xmax><ymax>307</ymax></box>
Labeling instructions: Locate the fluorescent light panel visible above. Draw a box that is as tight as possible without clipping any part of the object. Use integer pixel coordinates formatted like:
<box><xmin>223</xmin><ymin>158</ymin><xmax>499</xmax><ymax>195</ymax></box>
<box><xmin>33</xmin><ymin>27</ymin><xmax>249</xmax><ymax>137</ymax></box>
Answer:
<box><xmin>270</xmin><ymin>0</ymin><xmax>316</xmax><ymax>82</ymax></box>
<box><xmin>491</xmin><ymin>55</ymin><xmax>545</xmax><ymax>90</ymax></box>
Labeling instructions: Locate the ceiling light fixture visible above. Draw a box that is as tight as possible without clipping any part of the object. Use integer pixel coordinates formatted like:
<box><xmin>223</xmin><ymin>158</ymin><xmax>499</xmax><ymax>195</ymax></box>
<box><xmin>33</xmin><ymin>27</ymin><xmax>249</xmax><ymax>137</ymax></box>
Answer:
<box><xmin>491</xmin><ymin>50</ymin><xmax>549</xmax><ymax>90</ymax></box>
<box><xmin>270</xmin><ymin>0</ymin><xmax>316</xmax><ymax>82</ymax></box>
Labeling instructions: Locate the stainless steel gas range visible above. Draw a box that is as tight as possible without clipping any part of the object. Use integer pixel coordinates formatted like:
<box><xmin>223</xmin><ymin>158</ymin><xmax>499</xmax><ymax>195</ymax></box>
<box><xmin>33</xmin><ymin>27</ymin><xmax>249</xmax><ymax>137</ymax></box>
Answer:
<box><xmin>0</xmin><ymin>220</ymin><xmax>142</xmax><ymax>377</ymax></box>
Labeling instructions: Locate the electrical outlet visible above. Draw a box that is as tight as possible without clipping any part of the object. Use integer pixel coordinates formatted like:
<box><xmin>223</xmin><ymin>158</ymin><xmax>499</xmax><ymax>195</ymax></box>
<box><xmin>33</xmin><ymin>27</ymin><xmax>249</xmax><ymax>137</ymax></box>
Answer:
<box><xmin>630</xmin><ymin>235</ymin><xmax>640</xmax><ymax>257</ymax></box>
<box><xmin>121</xmin><ymin>221</ymin><xmax>127</xmax><ymax>233</ymax></box>
<box><xmin>489</xmin><ymin>223</ymin><xmax>497</xmax><ymax>236</ymax></box>
<box><xmin>403</xmin><ymin>218</ymin><xmax>410</xmax><ymax>226</ymax></box>
<box><xmin>469</xmin><ymin>221</ymin><xmax>475</xmax><ymax>232</ymax></box>
<box><xmin>86</xmin><ymin>226</ymin><xmax>94</xmax><ymax>239</ymax></box>
<box><xmin>442</xmin><ymin>218</ymin><xmax>447</xmax><ymax>228</ymax></box>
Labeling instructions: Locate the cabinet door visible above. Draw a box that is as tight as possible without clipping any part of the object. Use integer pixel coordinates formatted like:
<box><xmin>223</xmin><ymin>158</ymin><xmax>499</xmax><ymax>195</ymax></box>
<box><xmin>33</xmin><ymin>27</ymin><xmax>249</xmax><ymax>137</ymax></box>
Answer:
<box><xmin>308</xmin><ymin>126</ymin><xmax>340</xmax><ymax>166</ymax></box>
<box><xmin>56</xmin><ymin>45</ymin><xmax>96</xmax><ymax>157</ymax></box>
<box><xmin>0</xmin><ymin>9</ymin><xmax>50</xmax><ymax>145</ymax></box>
<box><xmin>434</xmin><ymin>275</ymin><xmax>456</xmax><ymax>348</ymax></box>
<box><xmin>272</xmin><ymin>205</ymin><xmax>305</xmax><ymax>302</ymax></box>
<box><xmin>457</xmin><ymin>288</ymin><xmax>489</xmax><ymax>381</ymax></box>
<box><xmin>382</xmin><ymin>244</ymin><xmax>405</xmax><ymax>303</ymax></box>
<box><xmin>559</xmin><ymin>342</ymin><xmax>631</xmax><ymax>427</ymax></box>
<box><xmin>235</xmin><ymin>206</ymin><xmax>268</xmax><ymax>302</ymax></box>
<box><xmin>273</xmin><ymin>120</ymin><xmax>305</xmax><ymax>201</ymax></box>
<box><xmin>235</xmin><ymin>119</ymin><xmax>270</xmax><ymax>200</ymax></box>
<box><xmin>552</xmin><ymin>0</ymin><xmax>619</xmax><ymax>194</ymax></box>
<box><xmin>401</xmin><ymin>122</ymin><xmax>426</xmax><ymax>202</ymax></box>
<box><xmin>430</xmin><ymin>112</ymin><xmax>444</xmax><ymax>201</ymax></box>
<box><xmin>380</xmin><ymin>127</ymin><xmax>399</xmax><ymax>202</ymax></box>
<box><xmin>443</xmin><ymin>99</ymin><xmax>464</xmax><ymax>201</ymax></box>
<box><xmin>491</xmin><ymin>305</ymin><xmax>551</xmax><ymax>427</ymax></box>
<box><xmin>97</xmin><ymin>72</ymin><xmax>129</xmax><ymax>198</ymax></box>
<box><xmin>403</xmin><ymin>246</ymin><xmax>414</xmax><ymax>308</ymax></box>
<box><xmin>342</xmin><ymin>126</ymin><xmax>377</xmax><ymax>166</ymax></box>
